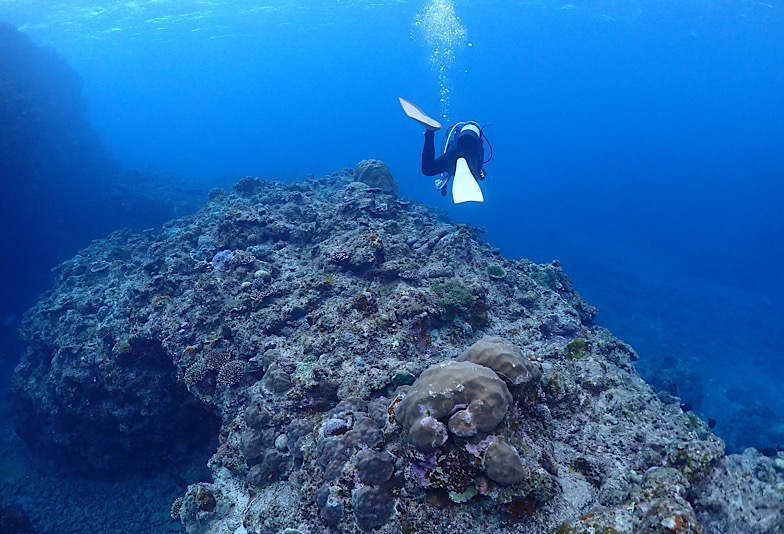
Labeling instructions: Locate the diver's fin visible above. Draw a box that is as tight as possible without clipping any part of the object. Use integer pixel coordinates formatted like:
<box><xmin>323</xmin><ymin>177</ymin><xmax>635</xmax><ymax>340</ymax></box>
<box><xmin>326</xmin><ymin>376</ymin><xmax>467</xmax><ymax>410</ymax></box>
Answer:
<box><xmin>452</xmin><ymin>158</ymin><xmax>484</xmax><ymax>203</ymax></box>
<box><xmin>399</xmin><ymin>97</ymin><xmax>442</xmax><ymax>131</ymax></box>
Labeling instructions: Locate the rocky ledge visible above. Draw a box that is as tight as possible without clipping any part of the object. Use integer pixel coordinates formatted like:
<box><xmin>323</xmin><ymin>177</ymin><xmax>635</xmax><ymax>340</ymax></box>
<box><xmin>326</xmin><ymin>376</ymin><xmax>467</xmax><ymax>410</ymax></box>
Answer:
<box><xmin>13</xmin><ymin>161</ymin><xmax>784</xmax><ymax>533</ymax></box>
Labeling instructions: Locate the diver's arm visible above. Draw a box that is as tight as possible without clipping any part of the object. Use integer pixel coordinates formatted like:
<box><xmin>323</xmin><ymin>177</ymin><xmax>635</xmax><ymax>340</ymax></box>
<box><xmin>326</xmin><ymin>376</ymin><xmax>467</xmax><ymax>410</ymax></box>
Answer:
<box><xmin>421</xmin><ymin>131</ymin><xmax>452</xmax><ymax>176</ymax></box>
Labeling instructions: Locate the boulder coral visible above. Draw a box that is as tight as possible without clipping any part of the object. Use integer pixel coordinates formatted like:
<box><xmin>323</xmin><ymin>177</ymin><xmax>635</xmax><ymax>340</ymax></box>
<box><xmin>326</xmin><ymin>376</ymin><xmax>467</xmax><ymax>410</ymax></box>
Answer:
<box><xmin>395</xmin><ymin>360</ymin><xmax>512</xmax><ymax>451</ymax></box>
<box><xmin>457</xmin><ymin>335</ymin><xmax>542</xmax><ymax>393</ymax></box>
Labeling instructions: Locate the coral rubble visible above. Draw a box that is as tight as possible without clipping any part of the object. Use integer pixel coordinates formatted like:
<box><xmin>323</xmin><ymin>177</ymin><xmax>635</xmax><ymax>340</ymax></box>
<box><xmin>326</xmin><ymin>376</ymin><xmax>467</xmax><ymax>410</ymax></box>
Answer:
<box><xmin>12</xmin><ymin>167</ymin><xmax>784</xmax><ymax>533</ymax></box>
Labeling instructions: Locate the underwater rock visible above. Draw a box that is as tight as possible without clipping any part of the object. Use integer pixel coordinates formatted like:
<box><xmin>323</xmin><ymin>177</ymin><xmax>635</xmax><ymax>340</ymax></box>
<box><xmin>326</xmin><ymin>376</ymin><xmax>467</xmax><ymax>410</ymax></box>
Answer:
<box><xmin>482</xmin><ymin>439</ymin><xmax>527</xmax><ymax>485</ymax></box>
<box><xmin>539</xmin><ymin>313</ymin><xmax>581</xmax><ymax>339</ymax></box>
<box><xmin>12</xmin><ymin>168</ymin><xmax>782</xmax><ymax>533</ymax></box>
<box><xmin>354</xmin><ymin>159</ymin><xmax>400</xmax><ymax>196</ymax></box>
<box><xmin>12</xmin><ymin>331</ymin><xmax>219</xmax><ymax>473</ymax></box>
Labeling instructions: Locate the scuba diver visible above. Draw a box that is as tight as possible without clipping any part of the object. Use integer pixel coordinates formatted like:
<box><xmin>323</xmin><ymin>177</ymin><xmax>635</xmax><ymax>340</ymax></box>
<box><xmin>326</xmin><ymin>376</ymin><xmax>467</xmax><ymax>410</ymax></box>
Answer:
<box><xmin>399</xmin><ymin>97</ymin><xmax>492</xmax><ymax>203</ymax></box>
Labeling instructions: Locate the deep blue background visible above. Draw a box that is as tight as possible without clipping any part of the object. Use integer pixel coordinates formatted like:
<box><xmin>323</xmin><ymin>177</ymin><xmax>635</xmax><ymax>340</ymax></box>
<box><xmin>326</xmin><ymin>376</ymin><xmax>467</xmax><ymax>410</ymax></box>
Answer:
<box><xmin>1</xmin><ymin>0</ymin><xmax>783</xmax><ymax>452</ymax></box>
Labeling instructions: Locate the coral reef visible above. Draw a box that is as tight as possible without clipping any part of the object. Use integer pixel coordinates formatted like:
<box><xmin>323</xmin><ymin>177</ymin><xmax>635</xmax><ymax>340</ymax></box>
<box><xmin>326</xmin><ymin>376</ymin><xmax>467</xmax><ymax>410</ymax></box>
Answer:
<box><xmin>432</xmin><ymin>279</ymin><xmax>479</xmax><ymax>320</ymax></box>
<box><xmin>12</xmin><ymin>167</ymin><xmax>784</xmax><ymax>533</ymax></box>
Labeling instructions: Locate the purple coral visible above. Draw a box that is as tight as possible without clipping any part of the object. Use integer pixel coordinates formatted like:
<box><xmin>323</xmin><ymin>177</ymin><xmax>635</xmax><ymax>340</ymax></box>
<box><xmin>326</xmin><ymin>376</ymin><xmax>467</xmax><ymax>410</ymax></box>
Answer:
<box><xmin>210</xmin><ymin>249</ymin><xmax>236</xmax><ymax>271</ymax></box>
<box><xmin>322</xmin><ymin>417</ymin><xmax>351</xmax><ymax>437</ymax></box>
<box><xmin>315</xmin><ymin>484</ymin><xmax>343</xmax><ymax>526</ymax></box>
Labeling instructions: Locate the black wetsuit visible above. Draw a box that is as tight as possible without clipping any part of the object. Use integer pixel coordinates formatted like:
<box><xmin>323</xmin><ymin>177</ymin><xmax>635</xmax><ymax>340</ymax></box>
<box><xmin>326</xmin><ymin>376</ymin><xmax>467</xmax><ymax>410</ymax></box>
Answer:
<box><xmin>421</xmin><ymin>129</ymin><xmax>484</xmax><ymax>180</ymax></box>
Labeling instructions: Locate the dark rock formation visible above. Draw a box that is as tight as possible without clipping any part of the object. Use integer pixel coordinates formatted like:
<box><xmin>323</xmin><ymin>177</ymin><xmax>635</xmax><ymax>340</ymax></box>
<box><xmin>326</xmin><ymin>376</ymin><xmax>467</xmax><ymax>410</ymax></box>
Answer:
<box><xmin>0</xmin><ymin>504</ymin><xmax>36</xmax><ymax>534</ymax></box>
<box><xmin>0</xmin><ymin>22</ymin><xmax>211</xmax><ymax>320</ymax></box>
<box><xmin>0</xmin><ymin>21</ymin><xmax>119</xmax><ymax>310</ymax></box>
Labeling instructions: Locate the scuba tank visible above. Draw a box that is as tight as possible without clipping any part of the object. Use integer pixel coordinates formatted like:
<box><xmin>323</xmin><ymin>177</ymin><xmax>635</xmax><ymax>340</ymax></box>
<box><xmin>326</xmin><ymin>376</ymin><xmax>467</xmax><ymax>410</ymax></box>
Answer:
<box><xmin>435</xmin><ymin>122</ymin><xmax>493</xmax><ymax>193</ymax></box>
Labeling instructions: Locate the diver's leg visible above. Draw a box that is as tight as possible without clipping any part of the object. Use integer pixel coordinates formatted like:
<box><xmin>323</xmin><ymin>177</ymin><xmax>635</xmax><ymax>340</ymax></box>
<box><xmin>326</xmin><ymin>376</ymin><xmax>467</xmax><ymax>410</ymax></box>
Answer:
<box><xmin>421</xmin><ymin>130</ymin><xmax>437</xmax><ymax>175</ymax></box>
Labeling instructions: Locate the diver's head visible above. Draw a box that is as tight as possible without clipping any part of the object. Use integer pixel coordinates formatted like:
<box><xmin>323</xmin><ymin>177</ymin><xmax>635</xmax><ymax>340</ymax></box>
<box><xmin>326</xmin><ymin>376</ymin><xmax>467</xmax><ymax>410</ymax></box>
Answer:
<box><xmin>456</xmin><ymin>123</ymin><xmax>480</xmax><ymax>151</ymax></box>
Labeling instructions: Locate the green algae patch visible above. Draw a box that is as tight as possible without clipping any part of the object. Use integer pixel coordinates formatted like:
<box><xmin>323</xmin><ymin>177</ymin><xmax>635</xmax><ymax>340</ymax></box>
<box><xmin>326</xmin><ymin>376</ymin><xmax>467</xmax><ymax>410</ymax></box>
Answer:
<box><xmin>486</xmin><ymin>264</ymin><xmax>507</xmax><ymax>279</ymax></box>
<box><xmin>566</xmin><ymin>338</ymin><xmax>586</xmax><ymax>359</ymax></box>
<box><xmin>432</xmin><ymin>279</ymin><xmax>477</xmax><ymax>320</ymax></box>
<box><xmin>449</xmin><ymin>484</ymin><xmax>478</xmax><ymax>503</ymax></box>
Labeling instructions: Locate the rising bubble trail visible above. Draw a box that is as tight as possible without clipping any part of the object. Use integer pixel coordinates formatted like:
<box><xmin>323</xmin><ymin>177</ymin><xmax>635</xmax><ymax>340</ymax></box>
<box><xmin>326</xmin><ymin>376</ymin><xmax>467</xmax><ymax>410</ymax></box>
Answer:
<box><xmin>413</xmin><ymin>0</ymin><xmax>466</xmax><ymax>122</ymax></box>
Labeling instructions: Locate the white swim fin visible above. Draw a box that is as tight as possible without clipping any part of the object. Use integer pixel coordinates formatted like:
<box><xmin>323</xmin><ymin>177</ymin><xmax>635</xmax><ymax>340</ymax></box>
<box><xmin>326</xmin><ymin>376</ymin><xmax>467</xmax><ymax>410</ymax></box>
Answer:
<box><xmin>452</xmin><ymin>158</ymin><xmax>484</xmax><ymax>203</ymax></box>
<box><xmin>399</xmin><ymin>97</ymin><xmax>442</xmax><ymax>131</ymax></box>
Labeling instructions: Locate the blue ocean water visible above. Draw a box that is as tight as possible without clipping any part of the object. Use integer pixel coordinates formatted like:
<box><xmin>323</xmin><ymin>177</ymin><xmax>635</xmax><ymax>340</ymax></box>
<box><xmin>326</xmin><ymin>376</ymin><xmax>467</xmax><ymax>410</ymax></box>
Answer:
<box><xmin>1</xmin><ymin>0</ymin><xmax>782</xmax><ymax>466</ymax></box>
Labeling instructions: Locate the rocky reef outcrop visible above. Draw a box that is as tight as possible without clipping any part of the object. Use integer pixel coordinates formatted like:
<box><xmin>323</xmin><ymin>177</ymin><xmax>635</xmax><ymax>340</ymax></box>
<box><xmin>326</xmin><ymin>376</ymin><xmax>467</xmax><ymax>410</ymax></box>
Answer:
<box><xmin>13</xmin><ymin>166</ymin><xmax>784</xmax><ymax>533</ymax></box>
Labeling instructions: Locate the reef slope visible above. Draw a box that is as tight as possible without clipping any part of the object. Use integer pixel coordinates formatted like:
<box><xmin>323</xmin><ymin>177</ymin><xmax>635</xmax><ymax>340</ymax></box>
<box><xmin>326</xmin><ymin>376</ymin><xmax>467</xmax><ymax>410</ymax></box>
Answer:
<box><xmin>13</xmin><ymin>165</ymin><xmax>784</xmax><ymax>533</ymax></box>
